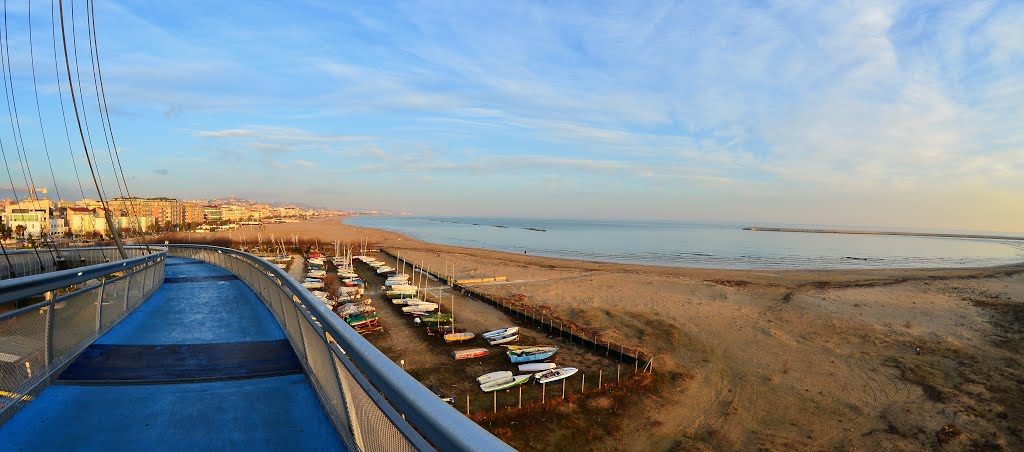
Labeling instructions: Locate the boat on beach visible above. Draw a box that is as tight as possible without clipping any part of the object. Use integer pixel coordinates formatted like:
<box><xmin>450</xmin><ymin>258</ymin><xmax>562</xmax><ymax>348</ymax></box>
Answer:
<box><xmin>443</xmin><ymin>332</ymin><xmax>475</xmax><ymax>342</ymax></box>
<box><xmin>452</xmin><ymin>348</ymin><xmax>490</xmax><ymax>360</ymax></box>
<box><xmin>415</xmin><ymin>313</ymin><xmax>452</xmax><ymax>325</ymax></box>
<box><xmin>535</xmin><ymin>367</ymin><xmax>578</xmax><ymax>384</ymax></box>
<box><xmin>386</xmin><ymin>290</ymin><xmax>417</xmax><ymax>299</ymax></box>
<box><xmin>402</xmin><ymin>302</ymin><xmax>438</xmax><ymax>313</ymax></box>
<box><xmin>487</xmin><ymin>332</ymin><xmax>519</xmax><ymax>345</ymax></box>
<box><xmin>426</xmin><ymin>325</ymin><xmax>465</xmax><ymax>336</ymax></box>
<box><xmin>476</xmin><ymin>371</ymin><xmax>513</xmax><ymax>385</ymax></box>
<box><xmin>507</xmin><ymin>346</ymin><xmax>558</xmax><ymax>363</ymax></box>
<box><xmin>480</xmin><ymin>375</ymin><xmax>531</xmax><ymax>392</ymax></box>
<box><xmin>482</xmin><ymin>327</ymin><xmax>519</xmax><ymax>339</ymax></box>
<box><xmin>518</xmin><ymin>362</ymin><xmax>557</xmax><ymax>372</ymax></box>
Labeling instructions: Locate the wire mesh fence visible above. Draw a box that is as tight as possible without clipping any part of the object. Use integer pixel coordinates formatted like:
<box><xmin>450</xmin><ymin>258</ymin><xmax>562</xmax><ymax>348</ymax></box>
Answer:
<box><xmin>0</xmin><ymin>248</ymin><xmax>165</xmax><ymax>425</ymax></box>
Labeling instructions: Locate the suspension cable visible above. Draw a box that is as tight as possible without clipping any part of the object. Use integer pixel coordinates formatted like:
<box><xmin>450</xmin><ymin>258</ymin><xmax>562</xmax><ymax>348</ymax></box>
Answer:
<box><xmin>50</xmin><ymin>0</ymin><xmax>86</xmax><ymax>200</ymax></box>
<box><xmin>28</xmin><ymin>0</ymin><xmax>68</xmax><ymax>261</ymax></box>
<box><xmin>0</xmin><ymin>0</ymin><xmax>50</xmax><ymax>270</ymax></box>
<box><xmin>85</xmin><ymin>0</ymin><xmax>148</xmax><ymax>252</ymax></box>
<box><xmin>57</xmin><ymin>0</ymin><xmax>126</xmax><ymax>259</ymax></box>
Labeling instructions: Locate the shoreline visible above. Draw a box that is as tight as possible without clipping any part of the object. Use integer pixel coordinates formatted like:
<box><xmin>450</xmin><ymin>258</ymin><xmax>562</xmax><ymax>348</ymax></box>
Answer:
<box><xmin>745</xmin><ymin>226</ymin><xmax>1024</xmax><ymax>241</ymax></box>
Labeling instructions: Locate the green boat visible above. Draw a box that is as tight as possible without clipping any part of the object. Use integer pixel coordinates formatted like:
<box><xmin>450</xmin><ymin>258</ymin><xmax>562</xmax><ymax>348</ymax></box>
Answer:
<box><xmin>415</xmin><ymin>313</ymin><xmax>452</xmax><ymax>325</ymax></box>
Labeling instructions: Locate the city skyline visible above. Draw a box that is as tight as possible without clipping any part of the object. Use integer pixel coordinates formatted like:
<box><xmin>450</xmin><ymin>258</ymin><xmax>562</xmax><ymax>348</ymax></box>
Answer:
<box><xmin>1</xmin><ymin>1</ymin><xmax>1022</xmax><ymax>232</ymax></box>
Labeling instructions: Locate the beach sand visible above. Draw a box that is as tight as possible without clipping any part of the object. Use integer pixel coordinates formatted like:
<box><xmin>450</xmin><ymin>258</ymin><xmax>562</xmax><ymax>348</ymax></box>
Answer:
<box><xmin>205</xmin><ymin>216</ymin><xmax>1024</xmax><ymax>450</ymax></box>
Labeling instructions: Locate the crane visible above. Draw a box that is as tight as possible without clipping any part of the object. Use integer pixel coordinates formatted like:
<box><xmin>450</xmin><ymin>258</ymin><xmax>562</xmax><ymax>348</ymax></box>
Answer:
<box><xmin>1</xmin><ymin>187</ymin><xmax>48</xmax><ymax>200</ymax></box>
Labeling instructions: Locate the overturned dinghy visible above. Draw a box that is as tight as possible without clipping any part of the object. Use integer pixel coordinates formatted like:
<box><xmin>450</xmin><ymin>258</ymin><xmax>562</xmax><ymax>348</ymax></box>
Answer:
<box><xmin>479</xmin><ymin>375</ymin><xmax>531</xmax><ymax>392</ymax></box>
<box><xmin>476</xmin><ymin>371</ymin><xmax>513</xmax><ymax>385</ymax></box>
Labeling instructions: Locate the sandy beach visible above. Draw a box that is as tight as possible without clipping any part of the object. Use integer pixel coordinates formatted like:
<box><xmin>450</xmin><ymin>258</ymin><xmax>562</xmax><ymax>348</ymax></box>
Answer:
<box><xmin>203</xmin><ymin>216</ymin><xmax>1024</xmax><ymax>450</ymax></box>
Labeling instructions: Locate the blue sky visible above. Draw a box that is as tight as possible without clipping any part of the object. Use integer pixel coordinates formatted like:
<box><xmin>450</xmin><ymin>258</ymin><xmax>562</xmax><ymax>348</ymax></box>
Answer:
<box><xmin>2</xmin><ymin>1</ymin><xmax>1023</xmax><ymax>231</ymax></box>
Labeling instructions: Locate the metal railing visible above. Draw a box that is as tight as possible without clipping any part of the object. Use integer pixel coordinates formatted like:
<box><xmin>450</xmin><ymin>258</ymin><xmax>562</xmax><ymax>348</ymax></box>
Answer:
<box><xmin>0</xmin><ymin>246</ymin><xmax>155</xmax><ymax>280</ymax></box>
<box><xmin>0</xmin><ymin>247</ymin><xmax>166</xmax><ymax>424</ymax></box>
<box><xmin>167</xmin><ymin>245</ymin><xmax>513</xmax><ymax>452</ymax></box>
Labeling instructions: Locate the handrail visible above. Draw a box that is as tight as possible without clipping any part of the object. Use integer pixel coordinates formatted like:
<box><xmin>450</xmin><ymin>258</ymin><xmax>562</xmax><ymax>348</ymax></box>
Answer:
<box><xmin>168</xmin><ymin>245</ymin><xmax>513</xmax><ymax>452</ymax></box>
<box><xmin>0</xmin><ymin>248</ymin><xmax>166</xmax><ymax>305</ymax></box>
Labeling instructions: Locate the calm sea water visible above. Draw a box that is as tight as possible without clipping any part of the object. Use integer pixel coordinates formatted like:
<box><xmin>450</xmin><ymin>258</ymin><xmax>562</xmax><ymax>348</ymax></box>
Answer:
<box><xmin>344</xmin><ymin>216</ymin><xmax>1024</xmax><ymax>270</ymax></box>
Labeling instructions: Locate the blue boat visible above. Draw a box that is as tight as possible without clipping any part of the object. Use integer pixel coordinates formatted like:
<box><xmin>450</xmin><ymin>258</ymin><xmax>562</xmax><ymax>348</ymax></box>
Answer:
<box><xmin>507</xmin><ymin>346</ymin><xmax>558</xmax><ymax>363</ymax></box>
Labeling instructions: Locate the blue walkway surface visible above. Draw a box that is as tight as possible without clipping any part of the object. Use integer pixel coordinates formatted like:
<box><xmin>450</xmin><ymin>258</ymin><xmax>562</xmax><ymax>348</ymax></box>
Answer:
<box><xmin>1</xmin><ymin>257</ymin><xmax>345</xmax><ymax>451</ymax></box>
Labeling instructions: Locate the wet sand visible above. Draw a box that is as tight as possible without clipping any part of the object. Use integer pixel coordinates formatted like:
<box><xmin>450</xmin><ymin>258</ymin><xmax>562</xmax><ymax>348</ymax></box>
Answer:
<box><xmin>207</xmin><ymin>216</ymin><xmax>1024</xmax><ymax>450</ymax></box>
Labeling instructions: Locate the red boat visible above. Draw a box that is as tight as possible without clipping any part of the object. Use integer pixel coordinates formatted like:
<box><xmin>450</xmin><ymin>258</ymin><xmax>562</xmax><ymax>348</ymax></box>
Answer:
<box><xmin>451</xmin><ymin>348</ymin><xmax>490</xmax><ymax>360</ymax></box>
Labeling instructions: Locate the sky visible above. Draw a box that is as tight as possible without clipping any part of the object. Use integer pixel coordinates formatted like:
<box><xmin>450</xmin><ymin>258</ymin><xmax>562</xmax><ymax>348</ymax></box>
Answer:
<box><xmin>1</xmin><ymin>0</ymin><xmax>1022</xmax><ymax>232</ymax></box>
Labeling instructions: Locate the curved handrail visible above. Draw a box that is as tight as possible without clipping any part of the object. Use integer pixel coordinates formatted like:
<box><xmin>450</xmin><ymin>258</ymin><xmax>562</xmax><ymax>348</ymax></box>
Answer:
<box><xmin>169</xmin><ymin>244</ymin><xmax>513</xmax><ymax>452</ymax></box>
<box><xmin>0</xmin><ymin>247</ymin><xmax>166</xmax><ymax>306</ymax></box>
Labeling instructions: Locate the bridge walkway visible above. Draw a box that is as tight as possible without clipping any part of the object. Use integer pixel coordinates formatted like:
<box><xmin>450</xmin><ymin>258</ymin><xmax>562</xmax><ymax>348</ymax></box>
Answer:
<box><xmin>0</xmin><ymin>257</ymin><xmax>344</xmax><ymax>451</ymax></box>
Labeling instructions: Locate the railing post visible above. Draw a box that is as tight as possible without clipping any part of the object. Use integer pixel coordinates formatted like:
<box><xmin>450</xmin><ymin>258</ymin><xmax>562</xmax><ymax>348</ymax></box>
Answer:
<box><xmin>44</xmin><ymin>291</ymin><xmax>55</xmax><ymax>365</ymax></box>
<box><xmin>95</xmin><ymin>278</ymin><xmax>107</xmax><ymax>332</ymax></box>
<box><xmin>123</xmin><ymin>273</ymin><xmax>132</xmax><ymax>312</ymax></box>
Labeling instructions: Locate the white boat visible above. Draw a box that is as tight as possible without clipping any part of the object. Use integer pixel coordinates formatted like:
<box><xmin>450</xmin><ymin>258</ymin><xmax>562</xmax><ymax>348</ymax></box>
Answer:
<box><xmin>476</xmin><ymin>371</ymin><xmax>513</xmax><ymax>385</ymax></box>
<box><xmin>535</xmin><ymin>367</ymin><xmax>578</xmax><ymax>384</ymax></box>
<box><xmin>482</xmin><ymin>327</ymin><xmax>519</xmax><ymax>339</ymax></box>
<box><xmin>376</xmin><ymin>266</ymin><xmax>395</xmax><ymax>274</ymax></box>
<box><xmin>387</xmin><ymin>284</ymin><xmax>418</xmax><ymax>292</ymax></box>
<box><xmin>367</xmin><ymin>261</ymin><xmax>384</xmax><ymax>267</ymax></box>
<box><xmin>518</xmin><ymin>363</ymin><xmax>557</xmax><ymax>372</ymax></box>
<box><xmin>480</xmin><ymin>375</ymin><xmax>531</xmax><ymax>392</ymax></box>
<box><xmin>307</xmin><ymin>258</ymin><xmax>325</xmax><ymax>266</ymax></box>
<box><xmin>391</xmin><ymin>297</ymin><xmax>415</xmax><ymax>306</ymax></box>
<box><xmin>402</xmin><ymin>302</ymin><xmax>438</xmax><ymax>313</ymax></box>
<box><xmin>302</xmin><ymin>278</ymin><xmax>324</xmax><ymax>290</ymax></box>
<box><xmin>487</xmin><ymin>333</ymin><xmax>519</xmax><ymax>345</ymax></box>
<box><xmin>307</xmin><ymin>270</ymin><xmax>326</xmax><ymax>278</ymax></box>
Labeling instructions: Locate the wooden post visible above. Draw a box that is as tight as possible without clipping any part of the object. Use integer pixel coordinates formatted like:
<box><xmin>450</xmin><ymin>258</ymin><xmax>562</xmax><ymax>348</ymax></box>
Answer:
<box><xmin>466</xmin><ymin>395</ymin><xmax>470</xmax><ymax>416</ymax></box>
<box><xmin>493</xmin><ymin>391</ymin><xmax>497</xmax><ymax>413</ymax></box>
<box><xmin>617</xmin><ymin>365</ymin><xmax>621</xmax><ymax>383</ymax></box>
<box><xmin>518</xmin><ymin>386</ymin><xmax>522</xmax><ymax>409</ymax></box>
<box><xmin>542</xmin><ymin>383</ymin><xmax>546</xmax><ymax>403</ymax></box>
<box><xmin>562</xmin><ymin>379</ymin><xmax>566</xmax><ymax>399</ymax></box>
<box><xmin>649</xmin><ymin>357</ymin><xmax>654</xmax><ymax>374</ymax></box>
<box><xmin>581</xmin><ymin>372</ymin><xmax>586</xmax><ymax>394</ymax></box>
<box><xmin>599</xmin><ymin>369</ymin><xmax>603</xmax><ymax>388</ymax></box>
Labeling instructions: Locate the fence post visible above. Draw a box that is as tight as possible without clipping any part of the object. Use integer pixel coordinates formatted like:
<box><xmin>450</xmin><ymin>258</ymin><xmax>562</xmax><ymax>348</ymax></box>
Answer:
<box><xmin>519</xmin><ymin>386</ymin><xmax>523</xmax><ymax>409</ymax></box>
<box><xmin>466</xmin><ymin>395</ymin><xmax>470</xmax><ymax>416</ymax></box>
<box><xmin>493</xmin><ymin>391</ymin><xmax>497</xmax><ymax>414</ymax></box>
<box><xmin>562</xmin><ymin>379</ymin><xmax>566</xmax><ymax>399</ymax></box>
<box><xmin>542</xmin><ymin>383</ymin><xmax>546</xmax><ymax>403</ymax></box>
<box><xmin>599</xmin><ymin>369</ymin><xmax>602</xmax><ymax>388</ymax></box>
<box><xmin>617</xmin><ymin>365</ymin><xmax>620</xmax><ymax>383</ymax></box>
<box><xmin>581</xmin><ymin>373</ymin><xmax>586</xmax><ymax>394</ymax></box>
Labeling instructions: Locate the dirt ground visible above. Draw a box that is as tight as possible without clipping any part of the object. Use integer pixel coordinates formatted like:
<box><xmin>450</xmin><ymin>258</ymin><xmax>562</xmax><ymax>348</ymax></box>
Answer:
<box><xmin>210</xmin><ymin>216</ymin><xmax>1024</xmax><ymax>451</ymax></box>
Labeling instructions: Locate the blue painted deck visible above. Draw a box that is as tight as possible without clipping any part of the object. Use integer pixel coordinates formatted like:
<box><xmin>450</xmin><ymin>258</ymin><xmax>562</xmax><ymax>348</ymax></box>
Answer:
<box><xmin>1</xmin><ymin>257</ymin><xmax>344</xmax><ymax>451</ymax></box>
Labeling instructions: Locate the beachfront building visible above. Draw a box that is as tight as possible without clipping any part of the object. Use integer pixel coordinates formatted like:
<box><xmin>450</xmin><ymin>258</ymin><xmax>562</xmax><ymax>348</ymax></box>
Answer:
<box><xmin>1</xmin><ymin>199</ymin><xmax>53</xmax><ymax>238</ymax></box>
<box><xmin>65</xmin><ymin>207</ymin><xmax>107</xmax><ymax>237</ymax></box>
<box><xmin>202</xmin><ymin>206</ymin><xmax>223</xmax><ymax>223</ymax></box>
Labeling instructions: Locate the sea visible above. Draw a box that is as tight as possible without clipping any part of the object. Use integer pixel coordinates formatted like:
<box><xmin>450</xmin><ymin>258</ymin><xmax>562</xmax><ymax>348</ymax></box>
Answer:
<box><xmin>343</xmin><ymin>216</ymin><xmax>1024</xmax><ymax>270</ymax></box>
